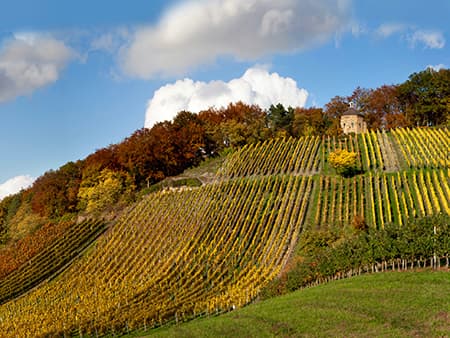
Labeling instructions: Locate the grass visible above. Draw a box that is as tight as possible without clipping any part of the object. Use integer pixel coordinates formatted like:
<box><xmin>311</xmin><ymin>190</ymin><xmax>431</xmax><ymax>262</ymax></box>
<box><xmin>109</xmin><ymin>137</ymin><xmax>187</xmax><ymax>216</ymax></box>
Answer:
<box><xmin>124</xmin><ymin>271</ymin><xmax>449</xmax><ymax>337</ymax></box>
<box><xmin>179</xmin><ymin>156</ymin><xmax>226</xmax><ymax>181</ymax></box>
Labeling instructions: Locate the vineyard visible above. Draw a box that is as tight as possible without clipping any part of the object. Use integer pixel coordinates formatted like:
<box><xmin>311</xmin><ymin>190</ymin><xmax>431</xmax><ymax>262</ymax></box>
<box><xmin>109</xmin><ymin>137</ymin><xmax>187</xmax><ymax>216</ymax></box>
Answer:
<box><xmin>0</xmin><ymin>127</ymin><xmax>448</xmax><ymax>336</ymax></box>
<box><xmin>218</xmin><ymin>135</ymin><xmax>321</xmax><ymax>178</ymax></box>
<box><xmin>0</xmin><ymin>175</ymin><xmax>312</xmax><ymax>336</ymax></box>
<box><xmin>0</xmin><ymin>220</ymin><xmax>105</xmax><ymax>305</ymax></box>
<box><xmin>308</xmin><ymin>169</ymin><xmax>450</xmax><ymax>230</ymax></box>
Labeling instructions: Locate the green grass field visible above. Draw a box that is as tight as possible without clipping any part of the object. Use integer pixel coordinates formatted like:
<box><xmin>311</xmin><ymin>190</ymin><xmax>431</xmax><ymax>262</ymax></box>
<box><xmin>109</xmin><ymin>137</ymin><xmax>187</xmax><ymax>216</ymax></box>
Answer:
<box><xmin>128</xmin><ymin>271</ymin><xmax>449</xmax><ymax>338</ymax></box>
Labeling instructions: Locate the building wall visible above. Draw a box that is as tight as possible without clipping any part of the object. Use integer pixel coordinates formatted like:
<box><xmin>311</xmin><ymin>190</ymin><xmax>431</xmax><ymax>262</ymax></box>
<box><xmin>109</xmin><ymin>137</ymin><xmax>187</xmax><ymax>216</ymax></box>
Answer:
<box><xmin>340</xmin><ymin>115</ymin><xmax>367</xmax><ymax>134</ymax></box>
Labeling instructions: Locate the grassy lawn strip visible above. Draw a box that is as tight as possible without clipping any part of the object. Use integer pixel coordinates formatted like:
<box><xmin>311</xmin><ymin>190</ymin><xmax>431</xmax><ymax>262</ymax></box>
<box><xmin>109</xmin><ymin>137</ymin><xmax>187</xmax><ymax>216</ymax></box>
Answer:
<box><xmin>127</xmin><ymin>271</ymin><xmax>449</xmax><ymax>338</ymax></box>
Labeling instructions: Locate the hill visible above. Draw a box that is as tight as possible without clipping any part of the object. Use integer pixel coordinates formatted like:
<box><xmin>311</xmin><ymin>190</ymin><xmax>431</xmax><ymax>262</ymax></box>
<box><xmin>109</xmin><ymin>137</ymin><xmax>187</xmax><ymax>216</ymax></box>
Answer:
<box><xmin>0</xmin><ymin>127</ymin><xmax>448</xmax><ymax>336</ymax></box>
<box><xmin>137</xmin><ymin>271</ymin><xmax>450</xmax><ymax>338</ymax></box>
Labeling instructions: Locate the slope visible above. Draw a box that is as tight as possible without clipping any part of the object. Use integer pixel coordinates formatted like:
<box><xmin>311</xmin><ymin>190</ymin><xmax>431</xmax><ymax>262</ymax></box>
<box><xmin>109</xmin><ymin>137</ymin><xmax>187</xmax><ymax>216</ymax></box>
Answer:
<box><xmin>139</xmin><ymin>271</ymin><xmax>450</xmax><ymax>338</ymax></box>
<box><xmin>0</xmin><ymin>127</ymin><xmax>448</xmax><ymax>337</ymax></box>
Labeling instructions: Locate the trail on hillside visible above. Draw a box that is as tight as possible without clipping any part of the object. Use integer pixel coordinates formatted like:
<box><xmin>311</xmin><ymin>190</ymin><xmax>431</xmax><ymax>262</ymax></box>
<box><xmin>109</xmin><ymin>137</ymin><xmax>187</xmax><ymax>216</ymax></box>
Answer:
<box><xmin>378</xmin><ymin>130</ymin><xmax>401</xmax><ymax>172</ymax></box>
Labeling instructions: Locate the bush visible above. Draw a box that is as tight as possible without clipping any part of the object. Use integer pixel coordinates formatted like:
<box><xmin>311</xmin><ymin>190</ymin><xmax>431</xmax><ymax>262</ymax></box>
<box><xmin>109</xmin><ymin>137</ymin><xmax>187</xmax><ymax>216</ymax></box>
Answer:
<box><xmin>328</xmin><ymin>149</ymin><xmax>357</xmax><ymax>177</ymax></box>
<box><xmin>351</xmin><ymin>215</ymin><xmax>368</xmax><ymax>232</ymax></box>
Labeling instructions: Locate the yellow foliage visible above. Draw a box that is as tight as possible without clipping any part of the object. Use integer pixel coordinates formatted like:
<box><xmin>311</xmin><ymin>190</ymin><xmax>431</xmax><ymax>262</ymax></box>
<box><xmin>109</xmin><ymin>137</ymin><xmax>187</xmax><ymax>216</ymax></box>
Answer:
<box><xmin>328</xmin><ymin>149</ymin><xmax>357</xmax><ymax>176</ymax></box>
<box><xmin>77</xmin><ymin>169</ymin><xmax>127</xmax><ymax>213</ymax></box>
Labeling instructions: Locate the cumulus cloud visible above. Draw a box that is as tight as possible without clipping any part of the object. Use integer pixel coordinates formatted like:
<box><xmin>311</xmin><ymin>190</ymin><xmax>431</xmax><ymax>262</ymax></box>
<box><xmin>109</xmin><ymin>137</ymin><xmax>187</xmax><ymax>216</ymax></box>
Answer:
<box><xmin>408</xmin><ymin>30</ymin><xmax>445</xmax><ymax>49</ymax></box>
<box><xmin>0</xmin><ymin>34</ymin><xmax>74</xmax><ymax>102</ymax></box>
<box><xmin>145</xmin><ymin>66</ymin><xmax>308</xmax><ymax>127</ymax></box>
<box><xmin>0</xmin><ymin>175</ymin><xmax>35</xmax><ymax>200</ymax></box>
<box><xmin>121</xmin><ymin>0</ymin><xmax>351</xmax><ymax>78</ymax></box>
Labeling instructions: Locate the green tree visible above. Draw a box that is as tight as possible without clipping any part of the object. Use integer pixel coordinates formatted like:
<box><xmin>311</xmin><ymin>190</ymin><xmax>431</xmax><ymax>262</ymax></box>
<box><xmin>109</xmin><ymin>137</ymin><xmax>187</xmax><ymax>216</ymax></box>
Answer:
<box><xmin>397</xmin><ymin>68</ymin><xmax>450</xmax><ymax>126</ymax></box>
<box><xmin>267</xmin><ymin>103</ymin><xmax>294</xmax><ymax>135</ymax></box>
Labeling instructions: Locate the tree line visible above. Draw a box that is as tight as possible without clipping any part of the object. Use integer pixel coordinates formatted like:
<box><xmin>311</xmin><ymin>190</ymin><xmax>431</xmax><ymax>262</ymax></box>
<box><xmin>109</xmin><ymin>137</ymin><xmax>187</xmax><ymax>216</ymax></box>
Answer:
<box><xmin>0</xmin><ymin>68</ymin><xmax>448</xmax><ymax>239</ymax></box>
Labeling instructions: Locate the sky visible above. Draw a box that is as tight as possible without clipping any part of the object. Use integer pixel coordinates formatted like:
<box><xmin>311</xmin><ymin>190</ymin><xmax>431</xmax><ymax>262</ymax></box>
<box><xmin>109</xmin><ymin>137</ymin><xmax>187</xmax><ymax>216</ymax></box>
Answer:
<box><xmin>0</xmin><ymin>0</ymin><xmax>449</xmax><ymax>199</ymax></box>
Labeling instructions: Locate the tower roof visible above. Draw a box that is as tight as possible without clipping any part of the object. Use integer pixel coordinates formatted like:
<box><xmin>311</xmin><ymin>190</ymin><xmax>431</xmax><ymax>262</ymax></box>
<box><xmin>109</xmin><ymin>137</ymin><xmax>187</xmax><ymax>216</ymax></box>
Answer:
<box><xmin>342</xmin><ymin>107</ymin><xmax>365</xmax><ymax>117</ymax></box>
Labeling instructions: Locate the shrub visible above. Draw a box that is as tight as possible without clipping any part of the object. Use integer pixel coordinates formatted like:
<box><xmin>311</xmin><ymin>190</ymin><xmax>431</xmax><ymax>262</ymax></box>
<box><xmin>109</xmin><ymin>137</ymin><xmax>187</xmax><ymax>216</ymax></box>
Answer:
<box><xmin>328</xmin><ymin>149</ymin><xmax>357</xmax><ymax>177</ymax></box>
<box><xmin>351</xmin><ymin>215</ymin><xmax>368</xmax><ymax>232</ymax></box>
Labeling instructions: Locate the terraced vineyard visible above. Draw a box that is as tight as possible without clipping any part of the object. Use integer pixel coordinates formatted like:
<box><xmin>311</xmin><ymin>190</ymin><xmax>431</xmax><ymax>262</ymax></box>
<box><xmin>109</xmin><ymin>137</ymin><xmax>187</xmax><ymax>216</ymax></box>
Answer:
<box><xmin>0</xmin><ymin>126</ymin><xmax>448</xmax><ymax>337</ymax></box>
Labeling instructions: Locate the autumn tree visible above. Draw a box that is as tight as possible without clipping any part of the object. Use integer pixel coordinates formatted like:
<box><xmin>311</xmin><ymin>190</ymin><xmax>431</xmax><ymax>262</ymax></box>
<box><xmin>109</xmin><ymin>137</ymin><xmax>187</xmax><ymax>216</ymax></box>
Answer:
<box><xmin>171</xmin><ymin>111</ymin><xmax>207</xmax><ymax>167</ymax></box>
<box><xmin>199</xmin><ymin>102</ymin><xmax>268</xmax><ymax>149</ymax></box>
<box><xmin>198</xmin><ymin>107</ymin><xmax>226</xmax><ymax>154</ymax></box>
<box><xmin>292</xmin><ymin>107</ymin><xmax>331</xmax><ymax>136</ymax></box>
<box><xmin>82</xmin><ymin>146</ymin><xmax>121</xmax><ymax>179</ymax></box>
<box><xmin>366</xmin><ymin>85</ymin><xmax>408</xmax><ymax>129</ymax></box>
<box><xmin>0</xmin><ymin>194</ymin><xmax>22</xmax><ymax>243</ymax></box>
<box><xmin>30</xmin><ymin>161</ymin><xmax>82</xmax><ymax>217</ymax></box>
<box><xmin>324</xmin><ymin>96</ymin><xmax>347</xmax><ymax>136</ymax></box>
<box><xmin>77</xmin><ymin>169</ymin><xmax>133</xmax><ymax>213</ymax></box>
<box><xmin>325</xmin><ymin>95</ymin><xmax>349</xmax><ymax>118</ymax></box>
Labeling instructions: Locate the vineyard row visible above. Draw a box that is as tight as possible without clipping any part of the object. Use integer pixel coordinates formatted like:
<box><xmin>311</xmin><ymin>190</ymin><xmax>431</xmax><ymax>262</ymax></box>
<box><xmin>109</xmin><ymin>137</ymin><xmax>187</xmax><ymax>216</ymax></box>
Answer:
<box><xmin>220</xmin><ymin>127</ymin><xmax>449</xmax><ymax>179</ymax></box>
<box><xmin>309</xmin><ymin>168</ymin><xmax>450</xmax><ymax>230</ymax></box>
<box><xmin>0</xmin><ymin>175</ymin><xmax>313</xmax><ymax>337</ymax></box>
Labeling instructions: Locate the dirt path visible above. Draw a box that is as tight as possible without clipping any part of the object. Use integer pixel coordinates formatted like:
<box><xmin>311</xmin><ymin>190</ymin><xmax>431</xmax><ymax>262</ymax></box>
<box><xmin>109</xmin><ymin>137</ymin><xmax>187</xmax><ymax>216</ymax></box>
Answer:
<box><xmin>378</xmin><ymin>130</ymin><xmax>400</xmax><ymax>172</ymax></box>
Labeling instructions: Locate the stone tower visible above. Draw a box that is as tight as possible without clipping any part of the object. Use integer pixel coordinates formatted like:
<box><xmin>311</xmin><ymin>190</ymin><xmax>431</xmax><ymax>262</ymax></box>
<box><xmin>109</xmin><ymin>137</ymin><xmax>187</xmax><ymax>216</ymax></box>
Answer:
<box><xmin>340</xmin><ymin>103</ymin><xmax>367</xmax><ymax>134</ymax></box>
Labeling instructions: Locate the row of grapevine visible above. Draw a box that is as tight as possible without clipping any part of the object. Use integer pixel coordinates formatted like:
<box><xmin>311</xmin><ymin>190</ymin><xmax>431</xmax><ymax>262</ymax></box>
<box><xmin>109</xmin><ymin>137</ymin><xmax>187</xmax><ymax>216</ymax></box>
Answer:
<box><xmin>0</xmin><ymin>219</ymin><xmax>105</xmax><ymax>305</ymax></box>
<box><xmin>309</xmin><ymin>169</ymin><xmax>449</xmax><ymax>230</ymax></box>
<box><xmin>0</xmin><ymin>175</ymin><xmax>313</xmax><ymax>337</ymax></box>
<box><xmin>218</xmin><ymin>136</ymin><xmax>321</xmax><ymax>178</ymax></box>
<box><xmin>0</xmin><ymin>221</ymin><xmax>72</xmax><ymax>280</ymax></box>
<box><xmin>322</xmin><ymin>134</ymin><xmax>364</xmax><ymax>173</ymax></box>
<box><xmin>391</xmin><ymin>127</ymin><xmax>449</xmax><ymax>169</ymax></box>
<box><xmin>310</xmin><ymin>174</ymin><xmax>365</xmax><ymax>228</ymax></box>
<box><xmin>357</xmin><ymin>131</ymin><xmax>385</xmax><ymax>172</ymax></box>
<box><xmin>322</xmin><ymin>128</ymin><xmax>448</xmax><ymax>174</ymax></box>
<box><xmin>219</xmin><ymin>127</ymin><xmax>448</xmax><ymax>179</ymax></box>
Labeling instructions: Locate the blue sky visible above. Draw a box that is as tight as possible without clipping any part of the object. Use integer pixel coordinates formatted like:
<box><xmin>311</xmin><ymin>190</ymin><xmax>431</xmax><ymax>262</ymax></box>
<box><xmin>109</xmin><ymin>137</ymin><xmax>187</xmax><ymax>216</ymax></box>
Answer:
<box><xmin>0</xmin><ymin>0</ymin><xmax>449</xmax><ymax>197</ymax></box>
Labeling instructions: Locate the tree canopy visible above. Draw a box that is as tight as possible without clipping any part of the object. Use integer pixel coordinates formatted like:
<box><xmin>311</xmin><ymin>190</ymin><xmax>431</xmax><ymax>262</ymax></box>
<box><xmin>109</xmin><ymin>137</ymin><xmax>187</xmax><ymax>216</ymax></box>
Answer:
<box><xmin>397</xmin><ymin>68</ymin><xmax>450</xmax><ymax>126</ymax></box>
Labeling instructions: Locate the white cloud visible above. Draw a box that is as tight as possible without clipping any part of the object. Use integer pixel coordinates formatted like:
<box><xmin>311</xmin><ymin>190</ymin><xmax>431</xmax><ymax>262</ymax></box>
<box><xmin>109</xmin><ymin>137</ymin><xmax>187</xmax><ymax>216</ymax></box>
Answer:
<box><xmin>374</xmin><ymin>24</ymin><xmax>445</xmax><ymax>50</ymax></box>
<box><xmin>375</xmin><ymin>23</ymin><xmax>407</xmax><ymax>38</ymax></box>
<box><xmin>0</xmin><ymin>175</ymin><xmax>35</xmax><ymax>200</ymax></box>
<box><xmin>121</xmin><ymin>0</ymin><xmax>351</xmax><ymax>78</ymax></box>
<box><xmin>0</xmin><ymin>35</ymin><xmax>74</xmax><ymax>102</ymax></box>
<box><xmin>145</xmin><ymin>66</ymin><xmax>308</xmax><ymax>127</ymax></box>
<box><xmin>408</xmin><ymin>30</ymin><xmax>445</xmax><ymax>49</ymax></box>
<box><xmin>350</xmin><ymin>22</ymin><xmax>367</xmax><ymax>37</ymax></box>
<box><xmin>90</xmin><ymin>28</ymin><xmax>130</xmax><ymax>54</ymax></box>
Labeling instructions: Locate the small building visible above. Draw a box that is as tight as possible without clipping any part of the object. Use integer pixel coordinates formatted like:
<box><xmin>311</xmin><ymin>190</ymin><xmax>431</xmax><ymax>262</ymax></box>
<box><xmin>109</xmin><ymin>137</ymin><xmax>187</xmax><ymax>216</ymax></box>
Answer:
<box><xmin>340</xmin><ymin>104</ymin><xmax>367</xmax><ymax>134</ymax></box>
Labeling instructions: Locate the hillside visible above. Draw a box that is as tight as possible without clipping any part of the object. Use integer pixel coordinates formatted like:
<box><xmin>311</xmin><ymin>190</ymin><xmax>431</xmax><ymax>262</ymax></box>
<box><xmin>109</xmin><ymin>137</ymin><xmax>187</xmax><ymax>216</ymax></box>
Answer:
<box><xmin>0</xmin><ymin>127</ymin><xmax>448</xmax><ymax>336</ymax></box>
<box><xmin>139</xmin><ymin>271</ymin><xmax>450</xmax><ymax>338</ymax></box>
